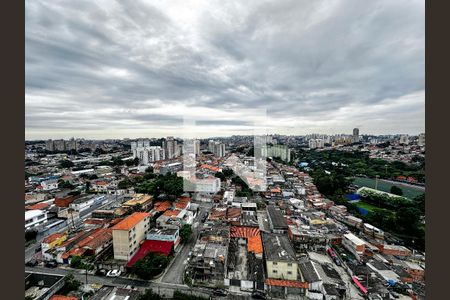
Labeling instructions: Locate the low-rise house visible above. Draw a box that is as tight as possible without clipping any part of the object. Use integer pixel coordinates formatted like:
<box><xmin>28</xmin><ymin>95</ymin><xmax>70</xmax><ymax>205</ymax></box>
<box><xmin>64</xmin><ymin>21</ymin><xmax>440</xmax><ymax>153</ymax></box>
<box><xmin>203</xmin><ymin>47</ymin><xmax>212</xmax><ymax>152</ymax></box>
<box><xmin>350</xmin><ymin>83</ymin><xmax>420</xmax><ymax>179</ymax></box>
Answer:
<box><xmin>299</xmin><ymin>260</ymin><xmax>323</xmax><ymax>297</ymax></box>
<box><xmin>403</xmin><ymin>261</ymin><xmax>425</xmax><ymax>282</ymax></box>
<box><xmin>126</xmin><ymin>240</ymin><xmax>174</xmax><ymax>268</ymax></box>
<box><xmin>267</xmin><ymin>206</ymin><xmax>288</xmax><ymax>233</ymax></box>
<box><xmin>122</xmin><ymin>194</ymin><xmax>153</xmax><ymax>211</ymax></box>
<box><xmin>25</xmin><ymin>209</ymin><xmax>48</xmax><ymax>230</ymax></box>
<box><xmin>378</xmin><ymin>244</ymin><xmax>412</xmax><ymax>257</ymax></box>
<box><xmin>342</xmin><ymin>233</ymin><xmax>366</xmax><ymax>260</ymax></box>
<box><xmin>41</xmin><ymin>179</ymin><xmax>59</xmax><ymax>191</ymax></box>
<box><xmin>146</xmin><ymin>227</ymin><xmax>181</xmax><ymax>250</ymax></box>
<box><xmin>41</xmin><ymin>233</ymin><xmax>68</xmax><ymax>260</ymax></box>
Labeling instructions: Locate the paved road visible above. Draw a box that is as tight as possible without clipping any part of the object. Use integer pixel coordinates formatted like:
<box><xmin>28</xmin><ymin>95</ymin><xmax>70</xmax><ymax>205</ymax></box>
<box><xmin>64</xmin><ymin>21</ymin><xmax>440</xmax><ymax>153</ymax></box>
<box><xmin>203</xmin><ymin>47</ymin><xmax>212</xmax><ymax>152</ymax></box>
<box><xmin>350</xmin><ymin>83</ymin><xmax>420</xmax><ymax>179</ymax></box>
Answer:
<box><xmin>25</xmin><ymin>265</ymin><xmax>216</xmax><ymax>298</ymax></box>
<box><xmin>160</xmin><ymin>202</ymin><xmax>212</xmax><ymax>284</ymax></box>
<box><xmin>380</xmin><ymin>178</ymin><xmax>425</xmax><ymax>191</ymax></box>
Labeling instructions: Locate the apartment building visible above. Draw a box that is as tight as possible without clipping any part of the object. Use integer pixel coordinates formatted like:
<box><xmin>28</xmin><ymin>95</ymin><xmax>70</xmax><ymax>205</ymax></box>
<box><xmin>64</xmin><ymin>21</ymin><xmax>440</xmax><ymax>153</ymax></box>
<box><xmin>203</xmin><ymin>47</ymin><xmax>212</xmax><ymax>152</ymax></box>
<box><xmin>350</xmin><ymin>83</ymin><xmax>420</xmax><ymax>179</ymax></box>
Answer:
<box><xmin>262</xmin><ymin>233</ymin><xmax>298</xmax><ymax>281</ymax></box>
<box><xmin>112</xmin><ymin>212</ymin><xmax>151</xmax><ymax>261</ymax></box>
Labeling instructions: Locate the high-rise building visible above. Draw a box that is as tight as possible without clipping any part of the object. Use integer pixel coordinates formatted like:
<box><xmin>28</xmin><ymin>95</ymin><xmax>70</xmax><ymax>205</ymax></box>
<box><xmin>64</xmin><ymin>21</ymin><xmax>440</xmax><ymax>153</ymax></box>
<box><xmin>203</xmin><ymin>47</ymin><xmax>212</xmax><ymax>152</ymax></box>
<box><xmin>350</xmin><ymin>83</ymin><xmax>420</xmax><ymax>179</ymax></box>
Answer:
<box><xmin>132</xmin><ymin>139</ymin><xmax>166</xmax><ymax>164</ymax></box>
<box><xmin>399</xmin><ymin>135</ymin><xmax>409</xmax><ymax>145</ymax></box>
<box><xmin>45</xmin><ymin>139</ymin><xmax>54</xmax><ymax>151</ymax></box>
<box><xmin>66</xmin><ymin>138</ymin><xmax>79</xmax><ymax>151</ymax></box>
<box><xmin>163</xmin><ymin>136</ymin><xmax>178</xmax><ymax>159</ymax></box>
<box><xmin>309</xmin><ymin>139</ymin><xmax>324</xmax><ymax>149</ymax></box>
<box><xmin>194</xmin><ymin>140</ymin><xmax>201</xmax><ymax>156</ymax></box>
<box><xmin>352</xmin><ymin>128</ymin><xmax>360</xmax><ymax>143</ymax></box>
<box><xmin>207</xmin><ymin>140</ymin><xmax>225</xmax><ymax>157</ymax></box>
<box><xmin>53</xmin><ymin>139</ymin><xmax>66</xmax><ymax>151</ymax></box>
<box><xmin>418</xmin><ymin>133</ymin><xmax>425</xmax><ymax>147</ymax></box>
<box><xmin>262</xmin><ymin>144</ymin><xmax>291</xmax><ymax>162</ymax></box>
<box><xmin>208</xmin><ymin>140</ymin><xmax>215</xmax><ymax>153</ymax></box>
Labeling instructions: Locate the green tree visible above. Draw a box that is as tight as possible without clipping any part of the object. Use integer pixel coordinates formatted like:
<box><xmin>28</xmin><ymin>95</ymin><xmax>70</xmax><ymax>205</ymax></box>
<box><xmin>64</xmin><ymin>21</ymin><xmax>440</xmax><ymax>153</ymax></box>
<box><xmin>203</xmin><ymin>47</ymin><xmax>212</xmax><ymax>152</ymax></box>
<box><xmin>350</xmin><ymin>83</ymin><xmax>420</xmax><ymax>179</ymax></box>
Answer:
<box><xmin>390</xmin><ymin>185</ymin><xmax>403</xmax><ymax>196</ymax></box>
<box><xmin>70</xmin><ymin>256</ymin><xmax>84</xmax><ymax>269</ymax></box>
<box><xmin>59</xmin><ymin>273</ymin><xmax>81</xmax><ymax>295</ymax></box>
<box><xmin>25</xmin><ymin>229</ymin><xmax>38</xmax><ymax>242</ymax></box>
<box><xmin>118</xmin><ymin>179</ymin><xmax>132</xmax><ymax>189</ymax></box>
<box><xmin>59</xmin><ymin>160</ymin><xmax>74</xmax><ymax>168</ymax></box>
<box><xmin>85</xmin><ymin>181</ymin><xmax>91</xmax><ymax>193</ymax></box>
<box><xmin>222</xmin><ymin>169</ymin><xmax>234</xmax><ymax>177</ymax></box>
<box><xmin>131</xmin><ymin>253</ymin><xmax>170</xmax><ymax>280</ymax></box>
<box><xmin>396</xmin><ymin>207</ymin><xmax>421</xmax><ymax>235</ymax></box>
<box><xmin>413</xmin><ymin>193</ymin><xmax>425</xmax><ymax>214</ymax></box>
<box><xmin>180</xmin><ymin>224</ymin><xmax>192</xmax><ymax>243</ymax></box>
<box><xmin>58</xmin><ymin>180</ymin><xmax>74</xmax><ymax>189</ymax></box>
<box><xmin>138</xmin><ymin>289</ymin><xmax>163</xmax><ymax>300</ymax></box>
<box><xmin>215</xmin><ymin>172</ymin><xmax>226</xmax><ymax>181</ymax></box>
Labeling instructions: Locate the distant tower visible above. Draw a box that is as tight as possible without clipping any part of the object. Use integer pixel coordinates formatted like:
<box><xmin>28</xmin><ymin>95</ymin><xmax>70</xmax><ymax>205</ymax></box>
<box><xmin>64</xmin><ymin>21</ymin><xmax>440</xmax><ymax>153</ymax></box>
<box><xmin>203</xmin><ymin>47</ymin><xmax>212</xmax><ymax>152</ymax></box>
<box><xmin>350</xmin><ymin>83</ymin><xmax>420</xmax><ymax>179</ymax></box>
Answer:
<box><xmin>353</xmin><ymin>128</ymin><xmax>360</xmax><ymax>143</ymax></box>
<box><xmin>418</xmin><ymin>133</ymin><xmax>425</xmax><ymax>147</ymax></box>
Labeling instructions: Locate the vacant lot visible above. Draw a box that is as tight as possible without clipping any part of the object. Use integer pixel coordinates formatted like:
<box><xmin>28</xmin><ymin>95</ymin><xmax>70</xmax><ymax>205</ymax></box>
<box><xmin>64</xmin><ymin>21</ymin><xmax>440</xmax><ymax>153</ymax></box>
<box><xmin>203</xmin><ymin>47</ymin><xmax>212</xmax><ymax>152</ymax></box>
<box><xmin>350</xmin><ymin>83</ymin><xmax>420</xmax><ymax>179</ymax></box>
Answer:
<box><xmin>352</xmin><ymin>177</ymin><xmax>424</xmax><ymax>199</ymax></box>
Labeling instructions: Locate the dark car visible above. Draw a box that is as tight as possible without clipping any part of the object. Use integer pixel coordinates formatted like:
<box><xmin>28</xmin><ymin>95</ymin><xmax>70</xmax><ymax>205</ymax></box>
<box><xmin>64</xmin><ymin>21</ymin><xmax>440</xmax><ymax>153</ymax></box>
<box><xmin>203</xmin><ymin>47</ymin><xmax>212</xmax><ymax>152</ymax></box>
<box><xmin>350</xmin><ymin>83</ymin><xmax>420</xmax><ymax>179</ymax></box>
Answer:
<box><xmin>251</xmin><ymin>291</ymin><xmax>267</xmax><ymax>299</ymax></box>
<box><xmin>26</xmin><ymin>259</ymin><xmax>38</xmax><ymax>267</ymax></box>
<box><xmin>95</xmin><ymin>269</ymin><xmax>107</xmax><ymax>276</ymax></box>
<box><xmin>45</xmin><ymin>261</ymin><xmax>57</xmax><ymax>268</ymax></box>
<box><xmin>35</xmin><ymin>246</ymin><xmax>42</xmax><ymax>253</ymax></box>
<box><xmin>212</xmin><ymin>289</ymin><xmax>228</xmax><ymax>296</ymax></box>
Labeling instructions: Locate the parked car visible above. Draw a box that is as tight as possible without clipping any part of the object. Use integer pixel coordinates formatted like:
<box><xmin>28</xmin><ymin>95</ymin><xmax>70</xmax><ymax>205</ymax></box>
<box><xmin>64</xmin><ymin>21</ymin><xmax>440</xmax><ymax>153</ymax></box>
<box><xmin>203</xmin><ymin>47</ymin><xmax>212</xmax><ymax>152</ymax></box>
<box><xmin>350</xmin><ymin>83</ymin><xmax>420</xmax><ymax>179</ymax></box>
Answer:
<box><xmin>212</xmin><ymin>289</ymin><xmax>228</xmax><ymax>296</ymax></box>
<box><xmin>201</xmin><ymin>212</ymin><xmax>209</xmax><ymax>222</ymax></box>
<box><xmin>34</xmin><ymin>246</ymin><xmax>42</xmax><ymax>253</ymax></box>
<box><xmin>251</xmin><ymin>291</ymin><xmax>267</xmax><ymax>300</ymax></box>
<box><xmin>26</xmin><ymin>259</ymin><xmax>38</xmax><ymax>267</ymax></box>
<box><xmin>106</xmin><ymin>269</ymin><xmax>122</xmax><ymax>277</ymax></box>
<box><xmin>95</xmin><ymin>269</ymin><xmax>107</xmax><ymax>276</ymax></box>
<box><xmin>45</xmin><ymin>261</ymin><xmax>57</xmax><ymax>268</ymax></box>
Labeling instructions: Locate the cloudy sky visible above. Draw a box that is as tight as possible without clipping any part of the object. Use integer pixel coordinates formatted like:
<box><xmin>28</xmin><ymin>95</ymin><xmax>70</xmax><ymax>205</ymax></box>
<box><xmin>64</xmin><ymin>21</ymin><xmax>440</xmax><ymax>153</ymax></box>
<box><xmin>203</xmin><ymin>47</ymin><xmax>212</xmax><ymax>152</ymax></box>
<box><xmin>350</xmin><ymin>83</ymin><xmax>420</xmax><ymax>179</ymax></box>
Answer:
<box><xmin>25</xmin><ymin>0</ymin><xmax>424</xmax><ymax>140</ymax></box>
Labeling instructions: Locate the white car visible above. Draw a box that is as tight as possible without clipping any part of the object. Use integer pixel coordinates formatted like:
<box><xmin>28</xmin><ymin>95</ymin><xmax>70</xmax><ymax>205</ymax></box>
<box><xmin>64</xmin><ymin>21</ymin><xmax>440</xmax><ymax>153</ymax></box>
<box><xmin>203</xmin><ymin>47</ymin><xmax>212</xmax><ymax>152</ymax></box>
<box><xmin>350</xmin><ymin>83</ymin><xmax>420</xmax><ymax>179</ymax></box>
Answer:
<box><xmin>106</xmin><ymin>269</ymin><xmax>121</xmax><ymax>277</ymax></box>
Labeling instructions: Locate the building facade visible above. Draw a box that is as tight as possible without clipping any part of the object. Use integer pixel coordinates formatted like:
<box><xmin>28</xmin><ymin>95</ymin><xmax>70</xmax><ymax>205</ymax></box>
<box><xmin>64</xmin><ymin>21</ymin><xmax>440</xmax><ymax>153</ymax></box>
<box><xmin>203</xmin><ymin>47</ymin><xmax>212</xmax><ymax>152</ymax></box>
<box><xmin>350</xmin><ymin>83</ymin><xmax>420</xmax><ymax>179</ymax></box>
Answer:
<box><xmin>112</xmin><ymin>212</ymin><xmax>151</xmax><ymax>261</ymax></box>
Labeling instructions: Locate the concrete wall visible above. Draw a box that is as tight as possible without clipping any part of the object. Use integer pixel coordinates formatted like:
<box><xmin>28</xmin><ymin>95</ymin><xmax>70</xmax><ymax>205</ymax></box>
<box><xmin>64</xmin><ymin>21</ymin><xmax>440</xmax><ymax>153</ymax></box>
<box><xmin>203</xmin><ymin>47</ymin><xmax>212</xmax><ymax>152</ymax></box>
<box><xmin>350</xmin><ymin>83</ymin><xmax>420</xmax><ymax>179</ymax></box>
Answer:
<box><xmin>266</xmin><ymin>260</ymin><xmax>298</xmax><ymax>281</ymax></box>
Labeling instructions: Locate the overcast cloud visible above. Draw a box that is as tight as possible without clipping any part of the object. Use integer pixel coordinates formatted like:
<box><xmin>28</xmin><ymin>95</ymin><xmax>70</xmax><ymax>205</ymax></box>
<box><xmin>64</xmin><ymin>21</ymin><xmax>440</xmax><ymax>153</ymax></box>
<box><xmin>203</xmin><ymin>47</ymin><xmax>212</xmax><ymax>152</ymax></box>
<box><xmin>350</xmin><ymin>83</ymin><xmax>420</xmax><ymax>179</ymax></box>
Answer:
<box><xmin>25</xmin><ymin>0</ymin><xmax>424</xmax><ymax>139</ymax></box>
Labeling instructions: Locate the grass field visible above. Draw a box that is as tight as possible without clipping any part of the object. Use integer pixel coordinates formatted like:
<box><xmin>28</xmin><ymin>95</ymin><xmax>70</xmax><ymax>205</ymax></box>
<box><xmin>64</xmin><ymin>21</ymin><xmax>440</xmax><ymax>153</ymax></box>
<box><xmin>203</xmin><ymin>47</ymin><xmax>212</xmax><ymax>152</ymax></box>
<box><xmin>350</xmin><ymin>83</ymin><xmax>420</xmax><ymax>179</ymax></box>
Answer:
<box><xmin>352</xmin><ymin>177</ymin><xmax>424</xmax><ymax>199</ymax></box>
<box><xmin>354</xmin><ymin>201</ymin><xmax>378</xmax><ymax>212</ymax></box>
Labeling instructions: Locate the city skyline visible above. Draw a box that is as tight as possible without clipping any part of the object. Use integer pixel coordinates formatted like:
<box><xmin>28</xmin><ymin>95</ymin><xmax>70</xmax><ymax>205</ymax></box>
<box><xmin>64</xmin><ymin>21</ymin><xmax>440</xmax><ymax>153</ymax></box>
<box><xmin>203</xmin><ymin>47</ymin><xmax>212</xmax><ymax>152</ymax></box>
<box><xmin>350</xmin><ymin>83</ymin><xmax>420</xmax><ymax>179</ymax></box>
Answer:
<box><xmin>26</xmin><ymin>0</ymin><xmax>424</xmax><ymax>140</ymax></box>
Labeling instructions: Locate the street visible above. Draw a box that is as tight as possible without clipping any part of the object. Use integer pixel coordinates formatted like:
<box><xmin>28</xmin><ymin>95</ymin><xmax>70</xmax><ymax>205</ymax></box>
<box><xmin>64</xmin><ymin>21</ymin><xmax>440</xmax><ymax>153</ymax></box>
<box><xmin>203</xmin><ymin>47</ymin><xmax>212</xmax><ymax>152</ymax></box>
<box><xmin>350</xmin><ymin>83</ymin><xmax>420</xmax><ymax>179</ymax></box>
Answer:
<box><xmin>159</xmin><ymin>201</ymin><xmax>212</xmax><ymax>284</ymax></box>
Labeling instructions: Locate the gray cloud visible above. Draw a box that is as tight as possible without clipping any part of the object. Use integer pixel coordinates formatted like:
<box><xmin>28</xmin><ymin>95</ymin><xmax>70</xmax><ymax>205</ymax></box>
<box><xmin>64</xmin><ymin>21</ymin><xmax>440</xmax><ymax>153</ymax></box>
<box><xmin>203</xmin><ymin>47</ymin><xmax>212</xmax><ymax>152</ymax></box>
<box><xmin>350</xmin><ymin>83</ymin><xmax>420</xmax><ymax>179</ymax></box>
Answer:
<box><xmin>25</xmin><ymin>0</ymin><xmax>424</xmax><ymax>139</ymax></box>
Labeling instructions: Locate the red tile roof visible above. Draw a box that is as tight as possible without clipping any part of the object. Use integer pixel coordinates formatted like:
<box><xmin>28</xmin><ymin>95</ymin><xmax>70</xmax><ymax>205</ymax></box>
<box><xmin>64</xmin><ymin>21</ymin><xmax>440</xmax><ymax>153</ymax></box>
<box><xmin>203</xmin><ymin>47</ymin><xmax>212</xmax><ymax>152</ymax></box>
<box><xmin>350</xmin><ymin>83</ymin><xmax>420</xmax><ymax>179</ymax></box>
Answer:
<box><xmin>26</xmin><ymin>202</ymin><xmax>50</xmax><ymax>210</ymax></box>
<box><xmin>200</xmin><ymin>164</ymin><xmax>220</xmax><ymax>172</ymax></box>
<box><xmin>127</xmin><ymin>240</ymin><xmax>173</xmax><ymax>268</ymax></box>
<box><xmin>42</xmin><ymin>232</ymin><xmax>66</xmax><ymax>244</ymax></box>
<box><xmin>50</xmin><ymin>296</ymin><xmax>78</xmax><ymax>300</ymax></box>
<box><xmin>265</xmin><ymin>279</ymin><xmax>309</xmax><ymax>289</ymax></box>
<box><xmin>226</xmin><ymin>207</ymin><xmax>241</xmax><ymax>219</ymax></box>
<box><xmin>82</xmin><ymin>228</ymin><xmax>112</xmax><ymax>250</ymax></box>
<box><xmin>112</xmin><ymin>212</ymin><xmax>150</xmax><ymax>231</ymax></box>
<box><xmin>153</xmin><ymin>201</ymin><xmax>172</xmax><ymax>212</ymax></box>
<box><xmin>248</xmin><ymin>235</ymin><xmax>263</xmax><ymax>254</ymax></box>
<box><xmin>163</xmin><ymin>210</ymin><xmax>181</xmax><ymax>218</ymax></box>
<box><xmin>209</xmin><ymin>208</ymin><xmax>227</xmax><ymax>220</ymax></box>
<box><xmin>230</xmin><ymin>226</ymin><xmax>260</xmax><ymax>238</ymax></box>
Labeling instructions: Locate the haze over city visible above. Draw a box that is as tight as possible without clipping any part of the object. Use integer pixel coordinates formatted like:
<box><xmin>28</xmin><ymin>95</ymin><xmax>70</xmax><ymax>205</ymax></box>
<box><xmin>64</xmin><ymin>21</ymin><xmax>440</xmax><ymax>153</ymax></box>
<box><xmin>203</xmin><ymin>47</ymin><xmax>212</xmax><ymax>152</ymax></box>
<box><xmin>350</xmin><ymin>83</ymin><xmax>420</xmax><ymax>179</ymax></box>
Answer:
<box><xmin>25</xmin><ymin>0</ymin><xmax>424</xmax><ymax>140</ymax></box>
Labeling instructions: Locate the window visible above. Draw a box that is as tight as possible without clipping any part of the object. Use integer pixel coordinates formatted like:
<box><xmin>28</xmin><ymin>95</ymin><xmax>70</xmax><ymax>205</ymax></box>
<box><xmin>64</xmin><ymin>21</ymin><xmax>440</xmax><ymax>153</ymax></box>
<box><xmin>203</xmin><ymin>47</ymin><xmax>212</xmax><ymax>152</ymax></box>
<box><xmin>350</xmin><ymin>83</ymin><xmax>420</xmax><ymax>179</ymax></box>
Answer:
<box><xmin>287</xmin><ymin>263</ymin><xmax>292</xmax><ymax>267</ymax></box>
<box><xmin>287</xmin><ymin>271</ymin><xmax>292</xmax><ymax>275</ymax></box>
<box><xmin>273</xmin><ymin>270</ymin><xmax>278</xmax><ymax>274</ymax></box>
<box><xmin>272</xmin><ymin>262</ymin><xmax>277</xmax><ymax>266</ymax></box>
